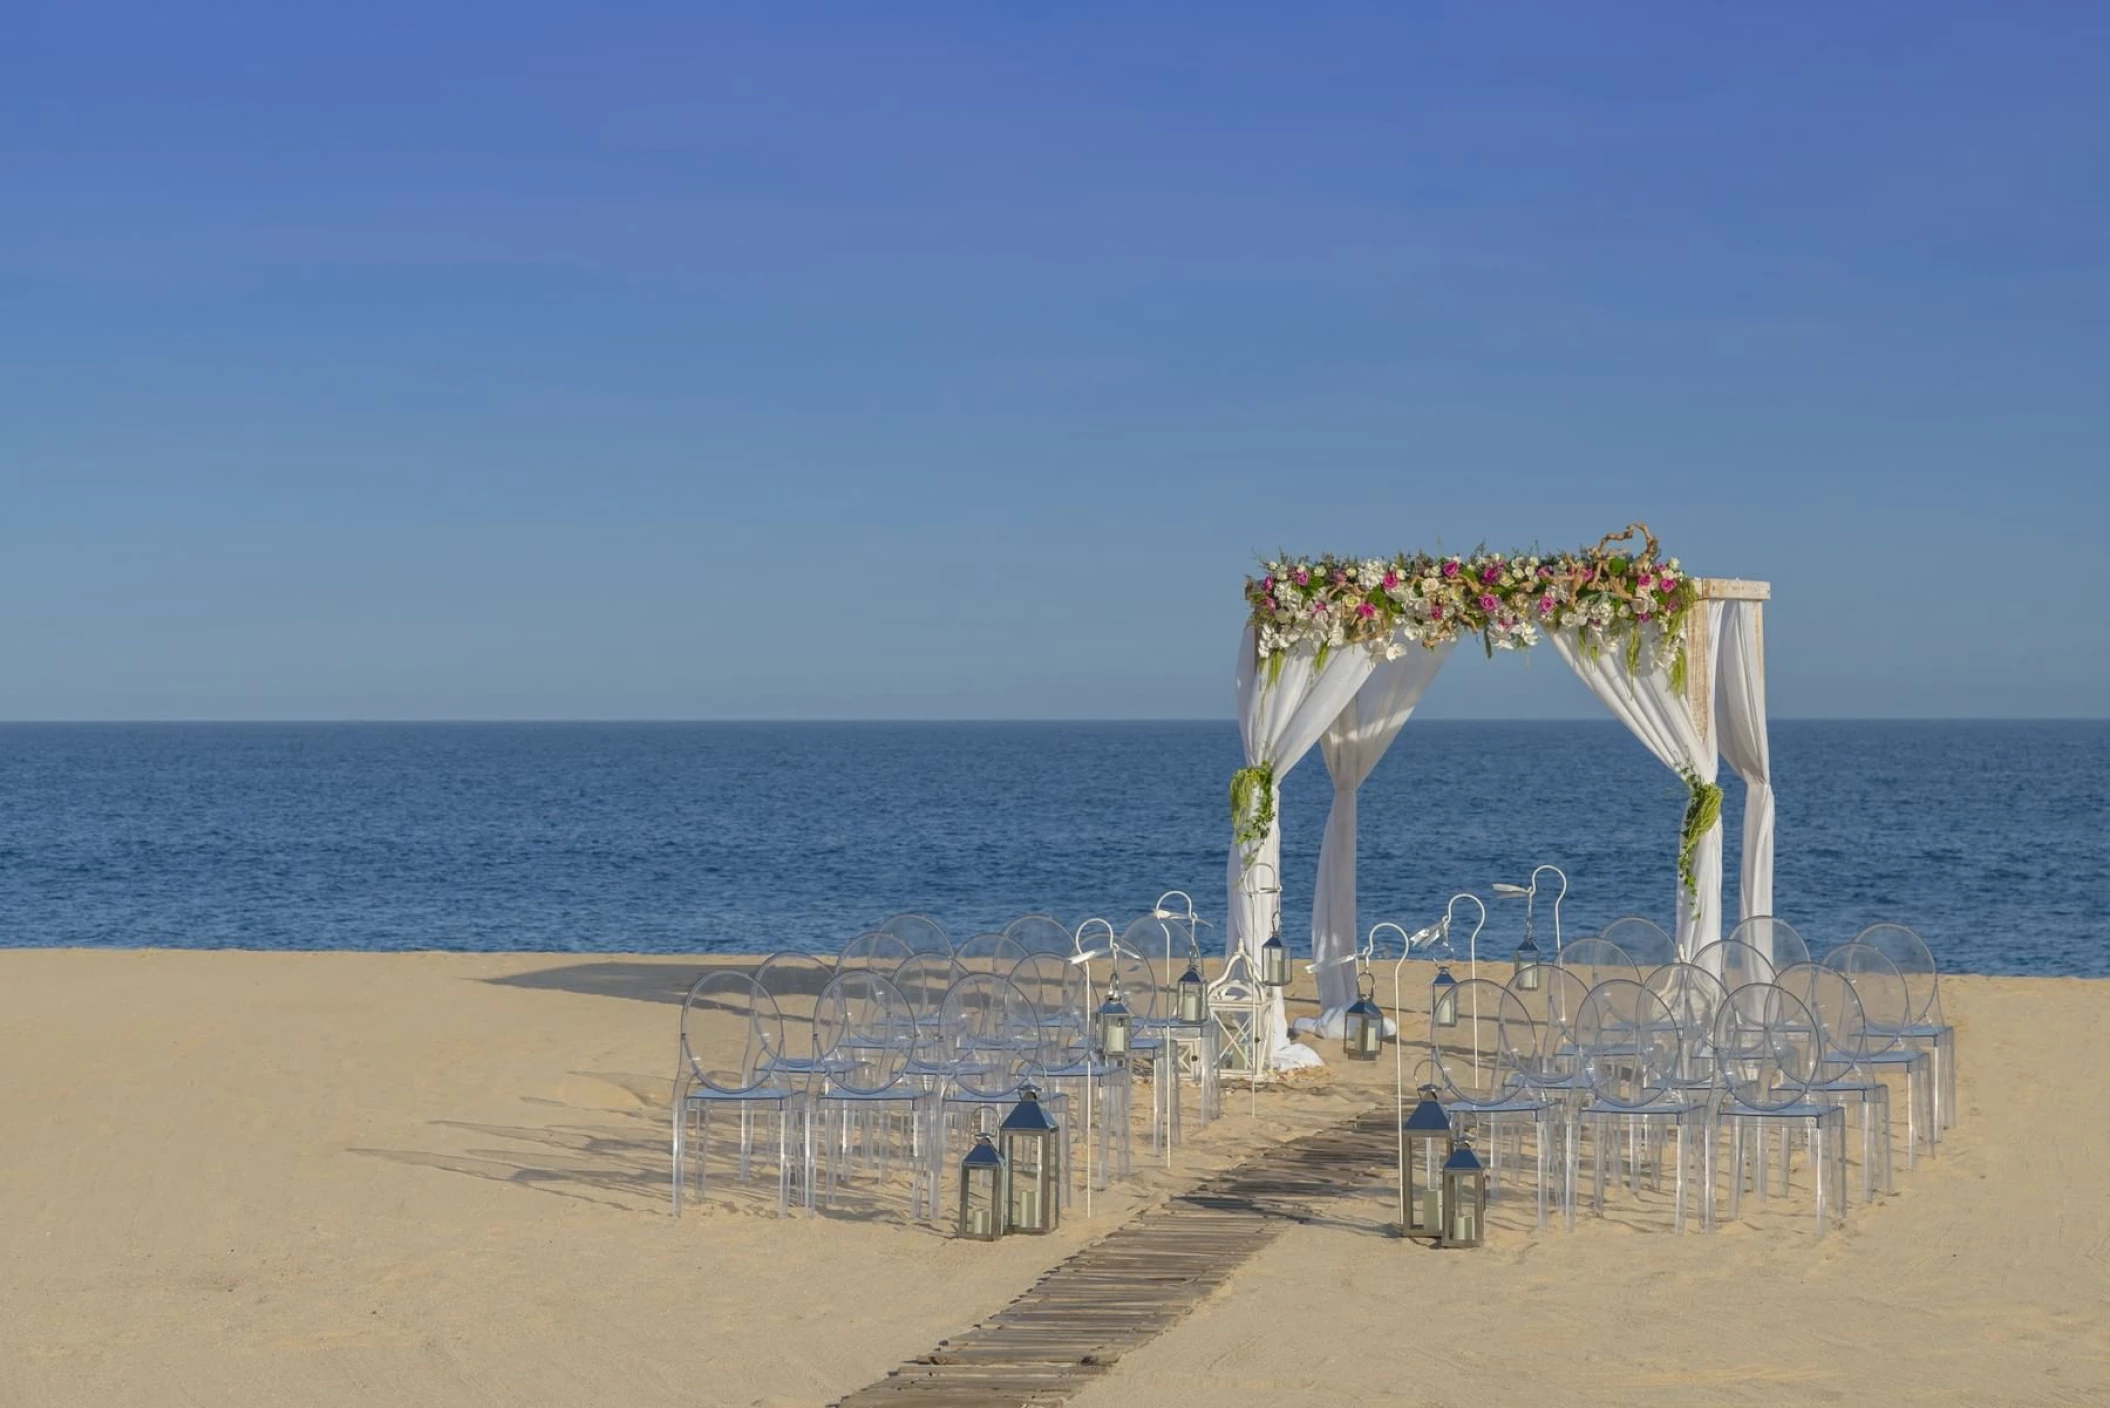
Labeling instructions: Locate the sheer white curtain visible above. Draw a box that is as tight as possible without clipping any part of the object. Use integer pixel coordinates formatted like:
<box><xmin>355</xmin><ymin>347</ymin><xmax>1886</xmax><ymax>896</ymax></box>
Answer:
<box><xmin>1716</xmin><ymin>601</ymin><xmax>1774</xmax><ymax>923</ymax></box>
<box><xmin>1548</xmin><ymin>605</ymin><xmax>1725</xmax><ymax>957</ymax></box>
<box><xmin>1302</xmin><ymin>642</ymin><xmax>1454</xmax><ymax>1034</ymax></box>
<box><xmin>1226</xmin><ymin>627</ymin><xmax>1380</xmax><ymax>1069</ymax></box>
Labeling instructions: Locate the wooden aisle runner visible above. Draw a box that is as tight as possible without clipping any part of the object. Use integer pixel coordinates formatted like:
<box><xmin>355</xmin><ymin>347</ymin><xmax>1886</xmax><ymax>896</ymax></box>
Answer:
<box><xmin>831</xmin><ymin>1108</ymin><xmax>1393</xmax><ymax>1408</ymax></box>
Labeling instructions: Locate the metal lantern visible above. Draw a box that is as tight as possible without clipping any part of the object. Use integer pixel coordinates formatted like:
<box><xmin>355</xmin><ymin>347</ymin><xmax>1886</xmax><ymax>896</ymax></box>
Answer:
<box><xmin>957</xmin><ymin>1132</ymin><xmax>1005</xmax><ymax>1241</ymax></box>
<box><xmin>1258</xmin><ymin>915</ymin><xmax>1290</xmax><ymax>989</ymax></box>
<box><xmin>998</xmin><ymin>1084</ymin><xmax>1061</xmax><ymax>1235</ymax></box>
<box><xmin>1096</xmin><ymin>978</ymin><xmax>1133</xmax><ymax>1059</ymax></box>
<box><xmin>1400</xmin><ymin>1084</ymin><xmax>1453</xmax><ymax>1240</ymax></box>
<box><xmin>1439</xmin><ymin>1131</ymin><xmax>1488</xmax><ymax>1248</ymax></box>
<box><xmin>1512</xmin><ymin>933</ymin><xmax>1543</xmax><ymax>992</ymax></box>
<box><xmin>1176</xmin><ymin>958</ymin><xmax>1207</xmax><ymax>1024</ymax></box>
<box><xmin>1343</xmin><ymin>972</ymin><xmax>1384</xmax><ymax>1062</ymax></box>
<box><xmin>1430</xmin><ymin>963</ymin><xmax>1459</xmax><ymax>1027</ymax></box>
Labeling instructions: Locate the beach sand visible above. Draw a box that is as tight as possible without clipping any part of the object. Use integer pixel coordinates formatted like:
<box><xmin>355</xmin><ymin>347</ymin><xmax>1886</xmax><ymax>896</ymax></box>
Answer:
<box><xmin>1</xmin><ymin>951</ymin><xmax>2103</xmax><ymax>1406</ymax></box>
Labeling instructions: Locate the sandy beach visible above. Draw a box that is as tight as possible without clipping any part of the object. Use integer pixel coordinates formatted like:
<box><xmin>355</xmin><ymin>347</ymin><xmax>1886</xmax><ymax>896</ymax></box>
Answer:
<box><xmin>2</xmin><ymin>950</ymin><xmax>2104</xmax><ymax>1407</ymax></box>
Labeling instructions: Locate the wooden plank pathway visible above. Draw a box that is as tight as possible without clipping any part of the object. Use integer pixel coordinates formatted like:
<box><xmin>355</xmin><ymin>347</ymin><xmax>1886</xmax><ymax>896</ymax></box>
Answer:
<box><xmin>831</xmin><ymin>1107</ymin><xmax>1394</xmax><ymax>1408</ymax></box>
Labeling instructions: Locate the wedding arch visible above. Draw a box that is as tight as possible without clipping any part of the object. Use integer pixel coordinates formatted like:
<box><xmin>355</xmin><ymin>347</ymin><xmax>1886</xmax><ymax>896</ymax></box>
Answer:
<box><xmin>1224</xmin><ymin>525</ymin><xmax>1773</xmax><ymax>1070</ymax></box>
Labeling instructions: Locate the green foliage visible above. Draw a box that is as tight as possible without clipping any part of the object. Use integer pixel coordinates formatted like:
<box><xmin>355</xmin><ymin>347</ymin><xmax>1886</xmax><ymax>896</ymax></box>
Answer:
<box><xmin>1229</xmin><ymin>764</ymin><xmax>1276</xmax><ymax>851</ymax></box>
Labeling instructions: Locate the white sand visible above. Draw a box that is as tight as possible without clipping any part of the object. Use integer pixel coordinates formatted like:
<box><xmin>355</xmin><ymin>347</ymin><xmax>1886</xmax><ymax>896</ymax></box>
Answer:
<box><xmin>1</xmin><ymin>953</ymin><xmax>2103</xmax><ymax>1406</ymax></box>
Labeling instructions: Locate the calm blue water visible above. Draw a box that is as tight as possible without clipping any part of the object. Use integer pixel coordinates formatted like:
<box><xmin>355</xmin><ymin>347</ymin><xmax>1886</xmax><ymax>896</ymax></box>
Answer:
<box><xmin>0</xmin><ymin>722</ymin><xmax>2103</xmax><ymax>976</ymax></box>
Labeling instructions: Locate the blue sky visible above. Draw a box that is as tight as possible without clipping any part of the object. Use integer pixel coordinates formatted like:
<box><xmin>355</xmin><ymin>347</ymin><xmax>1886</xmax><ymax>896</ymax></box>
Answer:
<box><xmin>4</xmin><ymin>4</ymin><xmax>2104</xmax><ymax>720</ymax></box>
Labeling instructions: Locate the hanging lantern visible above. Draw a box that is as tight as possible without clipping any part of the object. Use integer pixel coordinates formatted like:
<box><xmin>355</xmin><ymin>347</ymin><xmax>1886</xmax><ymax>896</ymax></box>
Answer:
<box><xmin>1096</xmin><ymin>978</ymin><xmax>1132</xmax><ymax>1059</ymax></box>
<box><xmin>1512</xmin><ymin>933</ymin><xmax>1543</xmax><ymax>992</ymax></box>
<box><xmin>1400</xmin><ymin>1084</ymin><xmax>1453</xmax><ymax>1240</ymax></box>
<box><xmin>1430</xmin><ymin>963</ymin><xmax>1459</xmax><ymax>1027</ymax></box>
<box><xmin>1176</xmin><ymin>958</ymin><xmax>1208</xmax><ymax>1024</ymax></box>
<box><xmin>1439</xmin><ymin>1131</ymin><xmax>1488</xmax><ymax>1248</ymax></box>
<box><xmin>1343</xmin><ymin>972</ymin><xmax>1384</xmax><ymax>1062</ymax></box>
<box><xmin>1259</xmin><ymin>915</ymin><xmax>1290</xmax><ymax>988</ymax></box>
<box><xmin>998</xmin><ymin>1084</ymin><xmax>1061</xmax><ymax>1234</ymax></box>
<box><xmin>957</xmin><ymin>1132</ymin><xmax>1005</xmax><ymax>1241</ymax></box>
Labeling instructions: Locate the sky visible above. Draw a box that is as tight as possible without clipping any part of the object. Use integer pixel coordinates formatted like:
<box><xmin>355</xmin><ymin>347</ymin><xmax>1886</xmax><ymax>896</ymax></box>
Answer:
<box><xmin>3</xmin><ymin>3</ymin><xmax>2105</xmax><ymax>720</ymax></box>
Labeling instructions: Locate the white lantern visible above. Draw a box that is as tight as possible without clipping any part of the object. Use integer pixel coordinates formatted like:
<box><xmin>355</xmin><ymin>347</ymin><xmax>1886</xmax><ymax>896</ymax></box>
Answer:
<box><xmin>1096</xmin><ymin>978</ymin><xmax>1132</xmax><ymax>1059</ymax></box>
<box><xmin>1176</xmin><ymin>958</ymin><xmax>1207</xmax><ymax>1024</ymax></box>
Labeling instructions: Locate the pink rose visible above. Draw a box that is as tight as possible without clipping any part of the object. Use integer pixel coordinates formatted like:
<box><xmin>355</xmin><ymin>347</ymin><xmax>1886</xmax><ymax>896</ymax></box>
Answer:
<box><xmin>1441</xmin><ymin>560</ymin><xmax>1460</xmax><ymax>579</ymax></box>
<box><xmin>1430</xmin><ymin>604</ymin><xmax>1444</xmax><ymax>620</ymax></box>
<box><xmin>1382</xmin><ymin>570</ymin><xmax>1399</xmax><ymax>590</ymax></box>
<box><xmin>1356</xmin><ymin>602</ymin><xmax>1375</xmax><ymax>619</ymax></box>
<box><xmin>1294</xmin><ymin>568</ymin><xmax>1310</xmax><ymax>586</ymax></box>
<box><xmin>1539</xmin><ymin>594</ymin><xmax>1555</xmax><ymax>615</ymax></box>
<box><xmin>1261</xmin><ymin>575</ymin><xmax>1275</xmax><ymax>591</ymax></box>
<box><xmin>1332</xmin><ymin>570</ymin><xmax>1346</xmax><ymax>586</ymax></box>
<box><xmin>1636</xmin><ymin>610</ymin><xmax>1653</xmax><ymax>623</ymax></box>
<box><xmin>1312</xmin><ymin>601</ymin><xmax>1327</xmax><ymax>614</ymax></box>
<box><xmin>1481</xmin><ymin>565</ymin><xmax>1501</xmax><ymax>585</ymax></box>
<box><xmin>1638</xmin><ymin>573</ymin><xmax>1655</xmax><ymax>590</ymax></box>
<box><xmin>1479</xmin><ymin>593</ymin><xmax>1498</xmax><ymax>611</ymax></box>
<box><xmin>1265</xmin><ymin>596</ymin><xmax>1278</xmax><ymax>612</ymax></box>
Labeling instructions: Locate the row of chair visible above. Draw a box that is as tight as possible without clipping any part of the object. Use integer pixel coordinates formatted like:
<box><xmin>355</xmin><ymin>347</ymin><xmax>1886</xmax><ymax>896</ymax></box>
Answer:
<box><xmin>1417</xmin><ymin>918</ymin><xmax>1955</xmax><ymax>1238</ymax></box>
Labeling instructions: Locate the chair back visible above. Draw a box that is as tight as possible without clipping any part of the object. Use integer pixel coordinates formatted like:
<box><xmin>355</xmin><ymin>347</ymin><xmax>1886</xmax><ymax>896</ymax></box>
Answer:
<box><xmin>1853</xmin><ymin>923</ymin><xmax>1940</xmax><ymax>1023</ymax></box>
<box><xmin>1711</xmin><ymin>982</ymin><xmax>1822</xmax><ymax>1110</ymax></box>
<box><xmin>752</xmin><ymin>951</ymin><xmax>836</xmax><ymax>1055</ymax></box>
<box><xmin>1645</xmin><ymin>961</ymin><xmax>1729</xmax><ymax>1083</ymax></box>
<box><xmin>1559</xmin><ymin>936</ymin><xmax>1639</xmax><ymax>989</ymax></box>
<box><xmin>1819</xmin><ymin>942</ymin><xmax>1912</xmax><ymax>1047</ymax></box>
<box><xmin>680</xmin><ymin>971</ymin><xmax>786</xmax><ymax>1095</ymax></box>
<box><xmin>1120</xmin><ymin>914</ymin><xmax>1181</xmax><ymax>971</ymax></box>
<box><xmin>1110</xmin><ymin>936</ymin><xmax>1163</xmax><ymax>1022</ymax></box>
<box><xmin>840</xmin><ymin>930</ymin><xmax>914</xmax><ymax>973</ymax></box>
<box><xmin>956</xmin><ymin>932</ymin><xmax>1029</xmax><ymax>975</ymax></box>
<box><xmin>1775</xmin><ymin>961</ymin><xmax>1874</xmax><ymax>1065</ymax></box>
<box><xmin>939</xmin><ymin>974</ymin><xmax>1046</xmax><ymax>1098</ymax></box>
<box><xmin>877</xmin><ymin>913</ymin><xmax>952</xmax><ymax>957</ymax></box>
<box><xmin>1001</xmin><ymin>914</ymin><xmax>1074</xmax><ymax>954</ymax></box>
<box><xmin>1689</xmin><ymin>938</ymin><xmax>1776</xmax><ymax>991</ymax></box>
<box><xmin>1727</xmin><ymin>915</ymin><xmax>1812</xmax><ymax>969</ymax></box>
<box><xmin>1599</xmin><ymin>915</ymin><xmax>1677</xmax><ymax>968</ymax></box>
<box><xmin>892</xmin><ymin>952</ymin><xmax>965</xmax><ymax>1021</ymax></box>
<box><xmin>1575</xmin><ymin>979</ymin><xmax>1684</xmax><ymax>1107</ymax></box>
<box><xmin>815</xmin><ymin>971</ymin><xmax>913</xmax><ymax>1094</ymax></box>
<box><xmin>1508</xmin><ymin>963</ymin><xmax>1592</xmax><ymax>1059</ymax></box>
<box><xmin>1430</xmin><ymin>978</ymin><xmax>1526</xmax><ymax>1103</ymax></box>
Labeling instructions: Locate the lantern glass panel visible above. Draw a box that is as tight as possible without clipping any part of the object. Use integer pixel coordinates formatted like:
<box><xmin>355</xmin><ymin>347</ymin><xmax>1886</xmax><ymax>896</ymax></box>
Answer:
<box><xmin>957</xmin><ymin>1134</ymin><xmax>1005</xmax><ymax>1240</ymax></box>
<box><xmin>1259</xmin><ymin>936</ymin><xmax>1289</xmax><ymax>988</ymax></box>
<box><xmin>1097</xmin><ymin>984</ymin><xmax>1132</xmax><ymax>1058</ymax></box>
<box><xmin>1431</xmin><ymin>967</ymin><xmax>1459</xmax><ymax>1027</ymax></box>
<box><xmin>1344</xmin><ymin>988</ymin><xmax>1383</xmax><ymax>1062</ymax></box>
<box><xmin>1176</xmin><ymin>964</ymin><xmax>1207</xmax><ymax>1024</ymax></box>
<box><xmin>1513</xmin><ymin>940</ymin><xmax>1542</xmax><ymax>992</ymax></box>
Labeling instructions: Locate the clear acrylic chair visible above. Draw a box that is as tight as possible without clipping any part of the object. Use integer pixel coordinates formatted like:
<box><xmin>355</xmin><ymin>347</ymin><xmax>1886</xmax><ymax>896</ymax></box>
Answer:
<box><xmin>1853</xmin><ymin>923</ymin><xmax>1955</xmax><ymax>1136</ymax></box>
<box><xmin>1032</xmin><ymin>953</ymin><xmax>1133</xmax><ymax>1198</ymax></box>
<box><xmin>839</xmin><ymin>929</ymin><xmax>914</xmax><ymax>973</ymax></box>
<box><xmin>877</xmin><ymin>913</ymin><xmax>953</xmax><ymax>958</ymax></box>
<box><xmin>1727</xmin><ymin>915</ymin><xmax>1813</xmax><ymax>970</ymax></box>
<box><xmin>1430</xmin><ymin>978</ymin><xmax>1557</xmax><ymax>1228</ymax></box>
<box><xmin>1571</xmin><ymin>978</ymin><xmax>1712</xmax><ymax>1232</ymax></box>
<box><xmin>955</xmin><ymin>931</ymin><xmax>1029</xmax><ymax>976</ymax></box>
<box><xmin>1821</xmin><ymin>942</ymin><xmax>1936</xmax><ymax>1166</ymax></box>
<box><xmin>1689</xmin><ymin>938</ymin><xmax>1777</xmax><ymax>992</ymax></box>
<box><xmin>891</xmin><ymin>952</ymin><xmax>966</xmax><ymax>1020</ymax></box>
<box><xmin>1002</xmin><ymin>914</ymin><xmax>1075</xmax><ymax>954</ymax></box>
<box><xmin>1709</xmin><ymin>982</ymin><xmax>1848</xmax><ymax>1238</ymax></box>
<box><xmin>1599</xmin><ymin>916</ymin><xmax>1678</xmax><ymax>968</ymax></box>
<box><xmin>1776</xmin><ymin>960</ymin><xmax>1895</xmax><ymax>1202</ymax></box>
<box><xmin>671</xmin><ymin>971</ymin><xmax>802</xmax><ymax>1217</ymax></box>
<box><xmin>811</xmin><ymin>970</ymin><xmax>934</xmax><ymax>1219</ymax></box>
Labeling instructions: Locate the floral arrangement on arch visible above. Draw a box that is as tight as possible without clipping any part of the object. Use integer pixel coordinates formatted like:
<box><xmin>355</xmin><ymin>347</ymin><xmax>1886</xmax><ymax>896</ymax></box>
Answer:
<box><xmin>1244</xmin><ymin>522</ymin><xmax>1697</xmax><ymax>683</ymax></box>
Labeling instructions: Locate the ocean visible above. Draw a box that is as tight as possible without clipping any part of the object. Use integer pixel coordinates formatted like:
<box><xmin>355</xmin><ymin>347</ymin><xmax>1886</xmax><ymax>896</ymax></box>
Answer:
<box><xmin>0</xmin><ymin>721</ymin><xmax>2102</xmax><ymax>976</ymax></box>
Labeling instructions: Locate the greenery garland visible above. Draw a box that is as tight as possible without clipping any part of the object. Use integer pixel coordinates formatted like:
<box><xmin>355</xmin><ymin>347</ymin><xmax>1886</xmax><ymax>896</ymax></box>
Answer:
<box><xmin>1677</xmin><ymin>767</ymin><xmax>1725</xmax><ymax>903</ymax></box>
<box><xmin>1229</xmin><ymin>763</ymin><xmax>1276</xmax><ymax>850</ymax></box>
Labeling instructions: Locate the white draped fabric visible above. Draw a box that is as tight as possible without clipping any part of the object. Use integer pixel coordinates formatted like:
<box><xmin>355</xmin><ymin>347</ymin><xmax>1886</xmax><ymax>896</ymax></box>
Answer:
<box><xmin>1548</xmin><ymin>607</ymin><xmax>1726</xmax><ymax>957</ymax></box>
<box><xmin>1226</xmin><ymin>627</ymin><xmax>1379</xmax><ymax>1069</ymax></box>
<box><xmin>1715</xmin><ymin>601</ymin><xmax>1774</xmax><ymax>924</ymax></box>
<box><xmin>1303</xmin><ymin>642</ymin><xmax>1454</xmax><ymax>1034</ymax></box>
